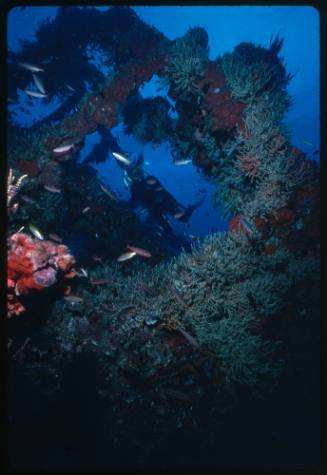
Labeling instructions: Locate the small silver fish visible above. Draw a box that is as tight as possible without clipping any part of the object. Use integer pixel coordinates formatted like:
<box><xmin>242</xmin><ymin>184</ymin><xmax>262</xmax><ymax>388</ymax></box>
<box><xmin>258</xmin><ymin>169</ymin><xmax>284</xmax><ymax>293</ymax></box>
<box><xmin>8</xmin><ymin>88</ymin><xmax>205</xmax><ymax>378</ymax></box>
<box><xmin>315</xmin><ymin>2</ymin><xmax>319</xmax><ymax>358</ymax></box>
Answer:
<box><xmin>100</xmin><ymin>184</ymin><xmax>116</xmax><ymax>200</ymax></box>
<box><xmin>146</xmin><ymin>178</ymin><xmax>156</xmax><ymax>185</ymax></box>
<box><xmin>64</xmin><ymin>295</ymin><xmax>83</xmax><ymax>304</ymax></box>
<box><xmin>65</xmin><ymin>84</ymin><xmax>76</xmax><ymax>92</ymax></box>
<box><xmin>48</xmin><ymin>233</ymin><xmax>63</xmax><ymax>243</ymax></box>
<box><xmin>123</xmin><ymin>170</ymin><xmax>132</xmax><ymax>183</ymax></box>
<box><xmin>43</xmin><ymin>184</ymin><xmax>62</xmax><ymax>193</ymax></box>
<box><xmin>303</xmin><ymin>139</ymin><xmax>313</xmax><ymax>146</ymax></box>
<box><xmin>20</xmin><ymin>194</ymin><xmax>36</xmax><ymax>204</ymax></box>
<box><xmin>25</xmin><ymin>89</ymin><xmax>47</xmax><ymax>99</ymax></box>
<box><xmin>29</xmin><ymin>224</ymin><xmax>44</xmax><ymax>240</ymax></box>
<box><xmin>174</xmin><ymin>159</ymin><xmax>192</xmax><ymax>166</ymax></box>
<box><xmin>117</xmin><ymin>251</ymin><xmax>136</xmax><ymax>262</ymax></box>
<box><xmin>145</xmin><ymin>316</ymin><xmax>160</xmax><ymax>326</ymax></box>
<box><xmin>123</xmin><ymin>177</ymin><xmax>130</xmax><ymax>188</ymax></box>
<box><xmin>178</xmin><ymin>327</ymin><xmax>200</xmax><ymax>348</ymax></box>
<box><xmin>18</xmin><ymin>62</ymin><xmax>44</xmax><ymax>73</ymax></box>
<box><xmin>32</xmin><ymin>74</ymin><xmax>46</xmax><ymax>94</ymax></box>
<box><xmin>112</xmin><ymin>152</ymin><xmax>132</xmax><ymax>166</ymax></box>
<box><xmin>82</xmin><ymin>206</ymin><xmax>91</xmax><ymax>214</ymax></box>
<box><xmin>80</xmin><ymin>267</ymin><xmax>88</xmax><ymax>278</ymax></box>
<box><xmin>52</xmin><ymin>144</ymin><xmax>74</xmax><ymax>154</ymax></box>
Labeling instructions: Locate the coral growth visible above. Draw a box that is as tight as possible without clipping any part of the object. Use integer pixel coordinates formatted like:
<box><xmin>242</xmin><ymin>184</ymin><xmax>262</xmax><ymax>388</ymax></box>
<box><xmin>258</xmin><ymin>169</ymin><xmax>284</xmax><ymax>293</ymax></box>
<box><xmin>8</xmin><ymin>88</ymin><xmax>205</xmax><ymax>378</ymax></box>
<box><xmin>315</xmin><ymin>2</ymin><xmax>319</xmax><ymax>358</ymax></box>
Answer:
<box><xmin>220</xmin><ymin>35</ymin><xmax>292</xmax><ymax>111</ymax></box>
<box><xmin>165</xmin><ymin>27</ymin><xmax>209</xmax><ymax>98</ymax></box>
<box><xmin>7</xmin><ymin>233</ymin><xmax>76</xmax><ymax>318</ymax></box>
<box><xmin>200</xmin><ymin>62</ymin><xmax>247</xmax><ymax>132</ymax></box>
<box><xmin>122</xmin><ymin>94</ymin><xmax>172</xmax><ymax>144</ymax></box>
<box><xmin>7</xmin><ymin>169</ymin><xmax>28</xmax><ymax>211</ymax></box>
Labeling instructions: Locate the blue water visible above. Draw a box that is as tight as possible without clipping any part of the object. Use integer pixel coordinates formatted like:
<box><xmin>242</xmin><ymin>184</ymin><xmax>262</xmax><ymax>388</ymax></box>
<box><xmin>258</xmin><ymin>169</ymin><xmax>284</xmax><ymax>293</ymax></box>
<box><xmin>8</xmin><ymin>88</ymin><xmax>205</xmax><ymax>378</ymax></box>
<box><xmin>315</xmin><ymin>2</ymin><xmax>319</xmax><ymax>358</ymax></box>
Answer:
<box><xmin>7</xmin><ymin>6</ymin><xmax>320</xmax><ymax>238</ymax></box>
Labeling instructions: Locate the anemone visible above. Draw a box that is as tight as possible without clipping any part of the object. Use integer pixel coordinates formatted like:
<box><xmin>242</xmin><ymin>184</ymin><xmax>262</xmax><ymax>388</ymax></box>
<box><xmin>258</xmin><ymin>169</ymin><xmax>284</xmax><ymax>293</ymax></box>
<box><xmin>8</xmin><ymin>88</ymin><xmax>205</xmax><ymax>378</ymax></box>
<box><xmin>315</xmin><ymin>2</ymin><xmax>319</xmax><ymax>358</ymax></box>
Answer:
<box><xmin>165</xmin><ymin>26</ymin><xmax>209</xmax><ymax>98</ymax></box>
<box><xmin>220</xmin><ymin>36</ymin><xmax>292</xmax><ymax>110</ymax></box>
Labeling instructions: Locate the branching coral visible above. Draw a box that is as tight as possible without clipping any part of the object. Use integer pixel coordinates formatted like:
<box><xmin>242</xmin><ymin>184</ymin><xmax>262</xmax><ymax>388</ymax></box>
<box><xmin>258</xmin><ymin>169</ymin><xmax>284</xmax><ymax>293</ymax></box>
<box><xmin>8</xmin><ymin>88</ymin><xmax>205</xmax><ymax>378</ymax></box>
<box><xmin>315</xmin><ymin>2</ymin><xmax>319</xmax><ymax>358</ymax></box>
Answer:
<box><xmin>48</xmin><ymin>218</ymin><xmax>319</xmax><ymax>391</ymax></box>
<box><xmin>7</xmin><ymin>169</ymin><xmax>28</xmax><ymax>210</ymax></box>
<box><xmin>192</xmin><ymin>314</ymin><xmax>283</xmax><ymax>388</ymax></box>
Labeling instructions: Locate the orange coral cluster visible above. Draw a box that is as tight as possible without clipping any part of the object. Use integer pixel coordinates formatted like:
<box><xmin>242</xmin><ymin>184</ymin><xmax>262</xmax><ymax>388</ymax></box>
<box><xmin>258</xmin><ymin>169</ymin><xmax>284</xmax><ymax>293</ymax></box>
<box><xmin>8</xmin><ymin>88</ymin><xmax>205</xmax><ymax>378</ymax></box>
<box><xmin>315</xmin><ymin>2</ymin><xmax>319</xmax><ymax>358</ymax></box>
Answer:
<box><xmin>7</xmin><ymin>233</ymin><xmax>76</xmax><ymax>318</ymax></box>
<box><xmin>237</xmin><ymin>152</ymin><xmax>260</xmax><ymax>178</ymax></box>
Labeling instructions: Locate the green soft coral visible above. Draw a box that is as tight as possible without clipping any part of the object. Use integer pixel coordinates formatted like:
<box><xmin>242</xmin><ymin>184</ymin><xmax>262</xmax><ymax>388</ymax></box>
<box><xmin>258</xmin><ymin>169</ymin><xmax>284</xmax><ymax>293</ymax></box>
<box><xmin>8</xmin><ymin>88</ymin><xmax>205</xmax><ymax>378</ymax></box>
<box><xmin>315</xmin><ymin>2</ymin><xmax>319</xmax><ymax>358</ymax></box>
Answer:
<box><xmin>165</xmin><ymin>27</ymin><xmax>209</xmax><ymax>98</ymax></box>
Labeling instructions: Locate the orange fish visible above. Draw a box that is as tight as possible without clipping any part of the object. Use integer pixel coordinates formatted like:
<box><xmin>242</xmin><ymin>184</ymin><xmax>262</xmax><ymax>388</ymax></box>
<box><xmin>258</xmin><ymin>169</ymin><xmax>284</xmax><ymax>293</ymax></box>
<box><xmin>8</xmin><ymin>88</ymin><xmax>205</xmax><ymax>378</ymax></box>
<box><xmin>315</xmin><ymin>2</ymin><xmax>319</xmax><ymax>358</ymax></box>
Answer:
<box><xmin>127</xmin><ymin>245</ymin><xmax>152</xmax><ymax>258</ymax></box>
<box><xmin>43</xmin><ymin>184</ymin><xmax>62</xmax><ymax>193</ymax></box>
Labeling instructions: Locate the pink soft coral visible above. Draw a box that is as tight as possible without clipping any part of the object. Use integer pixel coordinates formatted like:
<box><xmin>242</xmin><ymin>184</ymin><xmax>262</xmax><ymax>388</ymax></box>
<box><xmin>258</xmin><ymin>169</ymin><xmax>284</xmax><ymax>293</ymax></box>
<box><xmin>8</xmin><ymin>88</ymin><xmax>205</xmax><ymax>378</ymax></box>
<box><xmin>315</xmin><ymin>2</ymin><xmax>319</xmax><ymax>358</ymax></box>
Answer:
<box><xmin>7</xmin><ymin>233</ymin><xmax>76</xmax><ymax>318</ymax></box>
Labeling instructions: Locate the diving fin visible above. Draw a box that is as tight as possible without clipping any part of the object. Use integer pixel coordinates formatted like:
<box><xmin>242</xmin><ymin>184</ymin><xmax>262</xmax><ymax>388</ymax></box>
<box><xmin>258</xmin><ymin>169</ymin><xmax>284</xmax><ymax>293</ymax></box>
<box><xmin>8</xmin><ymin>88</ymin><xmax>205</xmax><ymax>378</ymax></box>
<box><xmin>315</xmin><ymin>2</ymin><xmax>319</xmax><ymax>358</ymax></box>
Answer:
<box><xmin>179</xmin><ymin>196</ymin><xmax>205</xmax><ymax>222</ymax></box>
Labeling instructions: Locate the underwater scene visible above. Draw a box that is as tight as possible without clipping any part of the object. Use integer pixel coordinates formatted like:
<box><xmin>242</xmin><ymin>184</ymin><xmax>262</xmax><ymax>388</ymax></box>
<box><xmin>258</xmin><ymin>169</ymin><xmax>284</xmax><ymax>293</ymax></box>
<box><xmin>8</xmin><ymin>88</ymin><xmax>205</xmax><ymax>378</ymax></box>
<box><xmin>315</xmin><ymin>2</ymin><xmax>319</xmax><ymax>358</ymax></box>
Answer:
<box><xmin>6</xmin><ymin>5</ymin><xmax>320</xmax><ymax>470</ymax></box>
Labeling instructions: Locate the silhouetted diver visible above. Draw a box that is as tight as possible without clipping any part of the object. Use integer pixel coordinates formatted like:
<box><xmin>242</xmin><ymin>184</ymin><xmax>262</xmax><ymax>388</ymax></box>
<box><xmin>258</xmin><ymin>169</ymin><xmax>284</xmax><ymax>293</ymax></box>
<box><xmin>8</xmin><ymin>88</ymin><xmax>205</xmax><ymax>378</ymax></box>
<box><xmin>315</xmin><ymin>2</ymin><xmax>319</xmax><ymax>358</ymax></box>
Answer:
<box><xmin>124</xmin><ymin>153</ymin><xmax>205</xmax><ymax>230</ymax></box>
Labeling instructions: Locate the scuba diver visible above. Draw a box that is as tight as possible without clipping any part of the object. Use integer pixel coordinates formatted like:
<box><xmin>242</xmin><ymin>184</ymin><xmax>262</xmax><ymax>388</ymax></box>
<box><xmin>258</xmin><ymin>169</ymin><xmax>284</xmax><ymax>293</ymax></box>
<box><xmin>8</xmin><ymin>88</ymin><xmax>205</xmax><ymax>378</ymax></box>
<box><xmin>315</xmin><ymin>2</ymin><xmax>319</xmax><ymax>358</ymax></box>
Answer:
<box><xmin>117</xmin><ymin>151</ymin><xmax>205</xmax><ymax>231</ymax></box>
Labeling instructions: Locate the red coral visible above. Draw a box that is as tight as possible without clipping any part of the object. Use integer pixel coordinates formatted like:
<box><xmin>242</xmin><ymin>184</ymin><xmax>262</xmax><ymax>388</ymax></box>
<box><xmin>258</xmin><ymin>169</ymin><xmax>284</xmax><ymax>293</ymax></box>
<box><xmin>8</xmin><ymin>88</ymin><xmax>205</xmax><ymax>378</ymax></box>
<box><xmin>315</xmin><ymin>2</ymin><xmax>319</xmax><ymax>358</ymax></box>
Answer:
<box><xmin>228</xmin><ymin>214</ymin><xmax>251</xmax><ymax>235</ymax></box>
<box><xmin>254</xmin><ymin>216</ymin><xmax>267</xmax><ymax>232</ymax></box>
<box><xmin>7</xmin><ymin>233</ymin><xmax>76</xmax><ymax>318</ymax></box>
<box><xmin>14</xmin><ymin>159</ymin><xmax>39</xmax><ymax>178</ymax></box>
<box><xmin>238</xmin><ymin>153</ymin><xmax>260</xmax><ymax>177</ymax></box>
<box><xmin>269</xmin><ymin>207</ymin><xmax>295</xmax><ymax>227</ymax></box>
<box><xmin>229</xmin><ymin>215</ymin><xmax>242</xmax><ymax>232</ymax></box>
<box><xmin>263</xmin><ymin>243</ymin><xmax>277</xmax><ymax>255</ymax></box>
<box><xmin>200</xmin><ymin>62</ymin><xmax>247</xmax><ymax>132</ymax></box>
